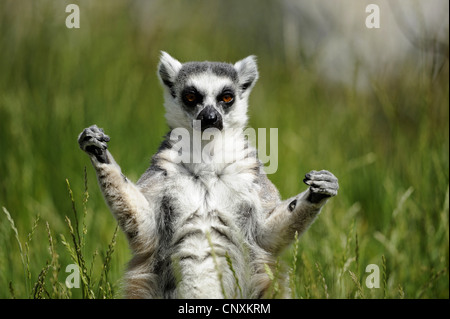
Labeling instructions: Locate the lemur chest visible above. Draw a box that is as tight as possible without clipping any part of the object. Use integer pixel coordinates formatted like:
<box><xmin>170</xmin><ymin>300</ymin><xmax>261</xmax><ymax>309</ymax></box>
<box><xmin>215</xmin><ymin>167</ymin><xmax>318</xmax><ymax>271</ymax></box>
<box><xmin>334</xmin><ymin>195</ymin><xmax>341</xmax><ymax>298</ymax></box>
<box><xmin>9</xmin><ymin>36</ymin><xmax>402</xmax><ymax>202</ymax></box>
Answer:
<box><xmin>164</xmin><ymin>164</ymin><xmax>260</xmax><ymax>216</ymax></box>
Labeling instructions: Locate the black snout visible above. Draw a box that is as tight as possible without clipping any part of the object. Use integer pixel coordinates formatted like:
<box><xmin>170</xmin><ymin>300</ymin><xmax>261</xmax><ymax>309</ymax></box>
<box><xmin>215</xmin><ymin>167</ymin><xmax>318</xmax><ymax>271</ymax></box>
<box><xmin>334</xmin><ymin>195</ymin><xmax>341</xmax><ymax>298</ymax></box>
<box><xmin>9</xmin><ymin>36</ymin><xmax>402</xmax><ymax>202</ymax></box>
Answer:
<box><xmin>196</xmin><ymin>105</ymin><xmax>223</xmax><ymax>131</ymax></box>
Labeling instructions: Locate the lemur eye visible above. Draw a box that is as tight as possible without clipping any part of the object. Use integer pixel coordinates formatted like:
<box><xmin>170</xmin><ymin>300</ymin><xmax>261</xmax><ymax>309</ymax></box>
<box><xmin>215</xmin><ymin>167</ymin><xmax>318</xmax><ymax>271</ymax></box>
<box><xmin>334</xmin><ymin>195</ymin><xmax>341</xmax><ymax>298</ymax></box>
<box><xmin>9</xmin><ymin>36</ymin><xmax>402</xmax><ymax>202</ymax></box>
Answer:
<box><xmin>182</xmin><ymin>88</ymin><xmax>202</xmax><ymax>107</ymax></box>
<box><xmin>222</xmin><ymin>94</ymin><xmax>233</xmax><ymax>103</ymax></box>
<box><xmin>185</xmin><ymin>93</ymin><xmax>196</xmax><ymax>102</ymax></box>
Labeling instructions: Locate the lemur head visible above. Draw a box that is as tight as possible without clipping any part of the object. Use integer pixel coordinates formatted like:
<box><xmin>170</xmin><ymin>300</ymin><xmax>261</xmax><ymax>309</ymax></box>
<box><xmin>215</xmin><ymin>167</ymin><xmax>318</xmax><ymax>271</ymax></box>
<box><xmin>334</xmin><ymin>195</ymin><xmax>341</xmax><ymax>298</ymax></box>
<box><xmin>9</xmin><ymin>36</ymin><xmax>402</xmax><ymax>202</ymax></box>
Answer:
<box><xmin>157</xmin><ymin>51</ymin><xmax>258</xmax><ymax>131</ymax></box>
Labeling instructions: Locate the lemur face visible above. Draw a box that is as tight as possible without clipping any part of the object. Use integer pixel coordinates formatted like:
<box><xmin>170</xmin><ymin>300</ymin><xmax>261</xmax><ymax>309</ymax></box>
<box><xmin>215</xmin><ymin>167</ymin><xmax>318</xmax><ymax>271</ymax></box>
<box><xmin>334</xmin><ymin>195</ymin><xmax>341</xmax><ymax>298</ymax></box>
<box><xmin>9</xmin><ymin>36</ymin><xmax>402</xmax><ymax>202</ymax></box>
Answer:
<box><xmin>157</xmin><ymin>52</ymin><xmax>258</xmax><ymax>131</ymax></box>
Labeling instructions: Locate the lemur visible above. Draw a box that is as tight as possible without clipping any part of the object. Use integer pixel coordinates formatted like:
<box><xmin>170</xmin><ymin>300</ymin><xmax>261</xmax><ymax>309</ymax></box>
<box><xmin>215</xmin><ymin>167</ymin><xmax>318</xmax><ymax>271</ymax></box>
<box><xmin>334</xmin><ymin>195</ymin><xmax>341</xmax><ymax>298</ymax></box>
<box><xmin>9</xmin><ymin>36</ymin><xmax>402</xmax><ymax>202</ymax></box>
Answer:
<box><xmin>78</xmin><ymin>52</ymin><xmax>339</xmax><ymax>299</ymax></box>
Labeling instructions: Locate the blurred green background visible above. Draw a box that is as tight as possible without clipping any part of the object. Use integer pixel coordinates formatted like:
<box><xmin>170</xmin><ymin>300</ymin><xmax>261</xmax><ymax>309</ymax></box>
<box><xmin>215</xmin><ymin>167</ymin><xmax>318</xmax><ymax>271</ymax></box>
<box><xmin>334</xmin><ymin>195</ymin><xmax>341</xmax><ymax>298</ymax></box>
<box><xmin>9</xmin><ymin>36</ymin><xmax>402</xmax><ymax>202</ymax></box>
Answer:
<box><xmin>0</xmin><ymin>0</ymin><xmax>448</xmax><ymax>298</ymax></box>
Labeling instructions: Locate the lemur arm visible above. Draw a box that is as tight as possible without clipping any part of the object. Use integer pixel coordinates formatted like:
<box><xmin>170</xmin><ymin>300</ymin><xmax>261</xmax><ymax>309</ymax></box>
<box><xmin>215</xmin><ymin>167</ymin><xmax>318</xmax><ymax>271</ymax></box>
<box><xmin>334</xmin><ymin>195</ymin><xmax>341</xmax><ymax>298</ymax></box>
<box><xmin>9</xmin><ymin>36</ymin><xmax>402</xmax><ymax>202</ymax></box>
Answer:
<box><xmin>78</xmin><ymin>125</ymin><xmax>156</xmax><ymax>254</ymax></box>
<box><xmin>257</xmin><ymin>170</ymin><xmax>338</xmax><ymax>254</ymax></box>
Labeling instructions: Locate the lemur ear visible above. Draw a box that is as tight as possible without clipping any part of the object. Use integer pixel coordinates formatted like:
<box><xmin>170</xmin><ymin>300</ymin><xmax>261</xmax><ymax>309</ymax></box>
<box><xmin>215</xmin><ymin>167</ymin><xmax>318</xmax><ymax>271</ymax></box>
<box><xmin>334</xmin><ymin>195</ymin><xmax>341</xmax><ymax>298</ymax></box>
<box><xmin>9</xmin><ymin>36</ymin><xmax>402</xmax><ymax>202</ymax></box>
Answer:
<box><xmin>234</xmin><ymin>55</ymin><xmax>259</xmax><ymax>94</ymax></box>
<box><xmin>157</xmin><ymin>51</ymin><xmax>182</xmax><ymax>96</ymax></box>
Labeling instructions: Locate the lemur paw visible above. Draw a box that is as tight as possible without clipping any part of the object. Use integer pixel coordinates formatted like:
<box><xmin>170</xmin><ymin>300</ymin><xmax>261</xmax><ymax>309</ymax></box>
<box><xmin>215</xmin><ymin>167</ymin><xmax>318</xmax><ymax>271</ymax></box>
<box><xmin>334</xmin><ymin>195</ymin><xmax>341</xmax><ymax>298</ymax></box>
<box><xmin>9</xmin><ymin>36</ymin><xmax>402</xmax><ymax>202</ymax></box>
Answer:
<box><xmin>78</xmin><ymin>125</ymin><xmax>110</xmax><ymax>164</ymax></box>
<box><xmin>303</xmin><ymin>170</ymin><xmax>339</xmax><ymax>204</ymax></box>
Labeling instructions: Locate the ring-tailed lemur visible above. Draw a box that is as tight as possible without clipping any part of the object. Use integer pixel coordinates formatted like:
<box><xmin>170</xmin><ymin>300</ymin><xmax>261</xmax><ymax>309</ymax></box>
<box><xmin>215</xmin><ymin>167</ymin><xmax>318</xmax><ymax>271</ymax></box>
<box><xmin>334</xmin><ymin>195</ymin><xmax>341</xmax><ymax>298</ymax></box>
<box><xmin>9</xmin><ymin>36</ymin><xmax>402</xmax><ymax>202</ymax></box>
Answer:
<box><xmin>78</xmin><ymin>52</ymin><xmax>338</xmax><ymax>299</ymax></box>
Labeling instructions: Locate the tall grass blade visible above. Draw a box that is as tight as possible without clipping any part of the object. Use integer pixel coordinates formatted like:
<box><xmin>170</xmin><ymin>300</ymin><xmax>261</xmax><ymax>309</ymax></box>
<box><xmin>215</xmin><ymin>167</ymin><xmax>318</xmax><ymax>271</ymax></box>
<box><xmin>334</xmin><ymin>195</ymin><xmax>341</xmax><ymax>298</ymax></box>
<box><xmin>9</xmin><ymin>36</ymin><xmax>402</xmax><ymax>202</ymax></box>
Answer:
<box><xmin>9</xmin><ymin>282</ymin><xmax>15</xmax><ymax>299</ymax></box>
<box><xmin>206</xmin><ymin>231</ymin><xmax>227</xmax><ymax>299</ymax></box>
<box><xmin>315</xmin><ymin>262</ymin><xmax>329</xmax><ymax>299</ymax></box>
<box><xmin>64</xmin><ymin>179</ymin><xmax>94</xmax><ymax>299</ymax></box>
<box><xmin>264</xmin><ymin>262</ymin><xmax>280</xmax><ymax>298</ymax></box>
<box><xmin>82</xmin><ymin>167</ymin><xmax>89</xmax><ymax>248</ymax></box>
<box><xmin>66</xmin><ymin>179</ymin><xmax>81</xmax><ymax>243</ymax></box>
<box><xmin>2</xmin><ymin>207</ymin><xmax>29</xmax><ymax>297</ymax></box>
<box><xmin>348</xmin><ymin>270</ymin><xmax>365</xmax><ymax>299</ymax></box>
<box><xmin>289</xmin><ymin>231</ymin><xmax>299</xmax><ymax>298</ymax></box>
<box><xmin>32</xmin><ymin>261</ymin><xmax>50</xmax><ymax>299</ymax></box>
<box><xmin>98</xmin><ymin>224</ymin><xmax>118</xmax><ymax>299</ymax></box>
<box><xmin>46</xmin><ymin>221</ymin><xmax>67</xmax><ymax>299</ymax></box>
<box><xmin>225</xmin><ymin>251</ymin><xmax>242</xmax><ymax>299</ymax></box>
<box><xmin>382</xmin><ymin>255</ymin><xmax>387</xmax><ymax>299</ymax></box>
<box><xmin>416</xmin><ymin>268</ymin><xmax>448</xmax><ymax>298</ymax></box>
<box><xmin>398</xmin><ymin>284</ymin><xmax>405</xmax><ymax>299</ymax></box>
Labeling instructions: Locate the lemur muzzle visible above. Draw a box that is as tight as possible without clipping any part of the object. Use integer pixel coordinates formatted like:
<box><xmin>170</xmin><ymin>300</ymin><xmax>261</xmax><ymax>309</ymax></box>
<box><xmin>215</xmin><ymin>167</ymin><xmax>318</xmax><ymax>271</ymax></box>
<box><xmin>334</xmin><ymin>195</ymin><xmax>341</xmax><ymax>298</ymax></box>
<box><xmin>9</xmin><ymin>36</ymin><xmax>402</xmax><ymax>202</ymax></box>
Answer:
<box><xmin>196</xmin><ymin>105</ymin><xmax>223</xmax><ymax>131</ymax></box>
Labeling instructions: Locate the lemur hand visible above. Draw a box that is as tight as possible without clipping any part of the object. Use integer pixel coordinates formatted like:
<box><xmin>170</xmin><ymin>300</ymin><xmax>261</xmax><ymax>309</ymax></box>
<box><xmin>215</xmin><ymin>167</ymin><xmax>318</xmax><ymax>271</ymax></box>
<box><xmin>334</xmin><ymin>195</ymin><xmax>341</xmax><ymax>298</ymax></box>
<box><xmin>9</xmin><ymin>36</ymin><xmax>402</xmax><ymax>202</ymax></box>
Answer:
<box><xmin>303</xmin><ymin>170</ymin><xmax>339</xmax><ymax>204</ymax></box>
<box><xmin>78</xmin><ymin>125</ymin><xmax>110</xmax><ymax>164</ymax></box>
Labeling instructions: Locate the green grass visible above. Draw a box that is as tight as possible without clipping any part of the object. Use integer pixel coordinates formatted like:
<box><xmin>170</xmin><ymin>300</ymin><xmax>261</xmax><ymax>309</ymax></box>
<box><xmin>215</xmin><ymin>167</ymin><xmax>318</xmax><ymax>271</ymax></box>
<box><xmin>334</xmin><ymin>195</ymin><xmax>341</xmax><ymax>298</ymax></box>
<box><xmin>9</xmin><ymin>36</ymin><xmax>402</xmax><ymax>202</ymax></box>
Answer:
<box><xmin>0</xmin><ymin>1</ymin><xmax>448</xmax><ymax>299</ymax></box>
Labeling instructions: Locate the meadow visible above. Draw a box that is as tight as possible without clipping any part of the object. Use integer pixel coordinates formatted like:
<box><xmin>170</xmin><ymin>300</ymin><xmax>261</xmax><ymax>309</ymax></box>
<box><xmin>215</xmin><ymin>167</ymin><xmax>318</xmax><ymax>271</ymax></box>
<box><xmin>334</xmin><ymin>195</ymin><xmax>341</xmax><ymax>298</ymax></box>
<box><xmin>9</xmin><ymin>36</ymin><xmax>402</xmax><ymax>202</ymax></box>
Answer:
<box><xmin>0</xmin><ymin>1</ymin><xmax>448</xmax><ymax>299</ymax></box>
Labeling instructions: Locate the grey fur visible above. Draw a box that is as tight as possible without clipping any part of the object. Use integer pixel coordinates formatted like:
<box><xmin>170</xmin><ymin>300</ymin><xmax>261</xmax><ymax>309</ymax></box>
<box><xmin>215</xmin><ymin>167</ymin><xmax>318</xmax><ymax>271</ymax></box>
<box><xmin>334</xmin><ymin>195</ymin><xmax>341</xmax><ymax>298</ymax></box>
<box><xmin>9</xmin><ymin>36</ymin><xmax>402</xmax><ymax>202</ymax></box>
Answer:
<box><xmin>177</xmin><ymin>62</ymin><xmax>238</xmax><ymax>84</ymax></box>
<box><xmin>78</xmin><ymin>52</ymin><xmax>338</xmax><ymax>299</ymax></box>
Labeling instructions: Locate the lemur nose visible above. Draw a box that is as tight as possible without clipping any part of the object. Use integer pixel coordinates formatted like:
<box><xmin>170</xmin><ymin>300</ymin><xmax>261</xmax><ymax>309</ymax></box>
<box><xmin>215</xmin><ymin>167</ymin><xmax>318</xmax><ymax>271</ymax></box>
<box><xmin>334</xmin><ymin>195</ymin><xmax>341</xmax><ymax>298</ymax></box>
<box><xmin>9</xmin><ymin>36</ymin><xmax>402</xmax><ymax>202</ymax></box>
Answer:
<box><xmin>196</xmin><ymin>105</ymin><xmax>223</xmax><ymax>130</ymax></box>
<box><xmin>205</xmin><ymin>112</ymin><xmax>217</xmax><ymax>123</ymax></box>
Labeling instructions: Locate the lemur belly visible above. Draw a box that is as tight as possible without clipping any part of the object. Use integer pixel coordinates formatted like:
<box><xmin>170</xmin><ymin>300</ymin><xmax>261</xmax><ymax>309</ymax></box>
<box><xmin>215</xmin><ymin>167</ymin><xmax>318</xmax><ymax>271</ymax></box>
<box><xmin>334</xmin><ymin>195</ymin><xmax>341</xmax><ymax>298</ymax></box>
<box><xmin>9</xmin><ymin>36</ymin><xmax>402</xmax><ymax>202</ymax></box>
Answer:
<box><xmin>154</xmin><ymin>167</ymin><xmax>260</xmax><ymax>298</ymax></box>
